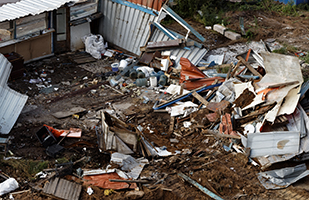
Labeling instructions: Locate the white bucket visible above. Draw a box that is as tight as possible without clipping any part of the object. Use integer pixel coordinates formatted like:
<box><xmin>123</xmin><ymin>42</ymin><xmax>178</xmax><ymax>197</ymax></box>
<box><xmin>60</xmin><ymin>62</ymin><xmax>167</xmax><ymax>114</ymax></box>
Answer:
<box><xmin>119</xmin><ymin>60</ymin><xmax>128</xmax><ymax>71</ymax></box>
<box><xmin>111</xmin><ymin>63</ymin><xmax>119</xmax><ymax>72</ymax></box>
<box><xmin>149</xmin><ymin>76</ymin><xmax>157</xmax><ymax>87</ymax></box>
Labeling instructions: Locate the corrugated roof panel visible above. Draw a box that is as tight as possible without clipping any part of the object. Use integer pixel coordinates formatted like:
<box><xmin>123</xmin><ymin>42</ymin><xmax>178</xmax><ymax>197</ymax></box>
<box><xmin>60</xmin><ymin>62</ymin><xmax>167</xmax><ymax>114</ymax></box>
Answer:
<box><xmin>0</xmin><ymin>0</ymin><xmax>78</xmax><ymax>22</ymax></box>
<box><xmin>0</xmin><ymin>54</ymin><xmax>28</xmax><ymax>134</ymax></box>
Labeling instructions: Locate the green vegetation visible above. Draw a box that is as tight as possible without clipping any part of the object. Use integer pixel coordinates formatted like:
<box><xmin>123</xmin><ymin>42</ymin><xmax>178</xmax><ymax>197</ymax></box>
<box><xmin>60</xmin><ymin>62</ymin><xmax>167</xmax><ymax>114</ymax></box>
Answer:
<box><xmin>272</xmin><ymin>47</ymin><xmax>288</xmax><ymax>54</ymax></box>
<box><xmin>170</xmin><ymin>0</ymin><xmax>308</xmax><ymax>27</ymax></box>
<box><xmin>0</xmin><ymin>159</ymin><xmax>49</xmax><ymax>179</ymax></box>
<box><xmin>272</xmin><ymin>43</ymin><xmax>298</xmax><ymax>55</ymax></box>
<box><xmin>300</xmin><ymin>53</ymin><xmax>309</xmax><ymax>64</ymax></box>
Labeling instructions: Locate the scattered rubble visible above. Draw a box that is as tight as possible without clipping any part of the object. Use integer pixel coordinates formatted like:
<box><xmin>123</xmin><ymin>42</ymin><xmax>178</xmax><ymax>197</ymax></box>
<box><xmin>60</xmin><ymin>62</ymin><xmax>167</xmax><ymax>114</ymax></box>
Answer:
<box><xmin>2</xmin><ymin>2</ymin><xmax>309</xmax><ymax>200</ymax></box>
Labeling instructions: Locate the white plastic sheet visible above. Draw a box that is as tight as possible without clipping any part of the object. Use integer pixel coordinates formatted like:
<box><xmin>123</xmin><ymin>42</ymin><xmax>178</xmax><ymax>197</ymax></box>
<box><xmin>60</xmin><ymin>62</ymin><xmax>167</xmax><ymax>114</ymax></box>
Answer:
<box><xmin>111</xmin><ymin>153</ymin><xmax>149</xmax><ymax>180</ymax></box>
<box><xmin>82</xmin><ymin>34</ymin><xmax>107</xmax><ymax>59</ymax></box>
<box><xmin>0</xmin><ymin>178</ymin><xmax>19</xmax><ymax>196</ymax></box>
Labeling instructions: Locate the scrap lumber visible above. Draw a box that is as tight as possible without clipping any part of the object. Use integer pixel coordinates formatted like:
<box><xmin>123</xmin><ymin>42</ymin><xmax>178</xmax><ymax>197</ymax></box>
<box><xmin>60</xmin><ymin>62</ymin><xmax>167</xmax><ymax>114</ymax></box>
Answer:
<box><xmin>178</xmin><ymin>173</ymin><xmax>224</xmax><ymax>200</ymax></box>
<box><xmin>169</xmin><ymin>116</ymin><xmax>175</xmax><ymax>133</ymax></box>
<box><xmin>140</xmin><ymin>39</ymin><xmax>188</xmax><ymax>52</ymax></box>
<box><xmin>236</xmin><ymin>56</ymin><xmax>262</xmax><ymax>79</ymax></box>
<box><xmin>202</xmin><ymin>129</ymin><xmax>241</xmax><ymax>140</ymax></box>
<box><xmin>109</xmin><ymin>179</ymin><xmax>151</xmax><ymax>183</ymax></box>
<box><xmin>225</xmin><ymin>63</ymin><xmax>233</xmax><ymax>80</ymax></box>
<box><xmin>198</xmin><ymin>63</ymin><xmax>231</xmax><ymax>71</ymax></box>
<box><xmin>154</xmin><ymin>83</ymin><xmax>222</xmax><ymax>110</ymax></box>
<box><xmin>230</xmin><ymin>60</ymin><xmax>242</xmax><ymax>77</ymax></box>
<box><xmin>192</xmin><ymin>91</ymin><xmax>209</xmax><ymax>106</ymax></box>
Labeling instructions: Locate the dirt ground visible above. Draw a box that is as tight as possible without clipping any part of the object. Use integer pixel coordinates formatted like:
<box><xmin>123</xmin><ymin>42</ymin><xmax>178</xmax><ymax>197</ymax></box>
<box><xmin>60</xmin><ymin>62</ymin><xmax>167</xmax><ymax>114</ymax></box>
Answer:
<box><xmin>2</xmin><ymin>5</ymin><xmax>309</xmax><ymax>200</ymax></box>
<box><xmin>167</xmin><ymin>8</ymin><xmax>309</xmax><ymax>52</ymax></box>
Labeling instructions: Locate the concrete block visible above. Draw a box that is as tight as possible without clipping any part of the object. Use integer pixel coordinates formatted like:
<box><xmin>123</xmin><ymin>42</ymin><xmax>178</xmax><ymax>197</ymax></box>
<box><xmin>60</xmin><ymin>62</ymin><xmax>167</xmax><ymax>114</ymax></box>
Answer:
<box><xmin>224</xmin><ymin>31</ymin><xmax>241</xmax><ymax>40</ymax></box>
<box><xmin>213</xmin><ymin>24</ymin><xmax>227</xmax><ymax>35</ymax></box>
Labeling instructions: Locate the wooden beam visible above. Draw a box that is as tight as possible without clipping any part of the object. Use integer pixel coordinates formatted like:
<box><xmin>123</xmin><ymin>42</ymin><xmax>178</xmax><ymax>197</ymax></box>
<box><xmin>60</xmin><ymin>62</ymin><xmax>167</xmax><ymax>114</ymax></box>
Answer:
<box><xmin>236</xmin><ymin>56</ymin><xmax>262</xmax><ymax>79</ymax></box>
<box><xmin>192</xmin><ymin>91</ymin><xmax>209</xmax><ymax>106</ymax></box>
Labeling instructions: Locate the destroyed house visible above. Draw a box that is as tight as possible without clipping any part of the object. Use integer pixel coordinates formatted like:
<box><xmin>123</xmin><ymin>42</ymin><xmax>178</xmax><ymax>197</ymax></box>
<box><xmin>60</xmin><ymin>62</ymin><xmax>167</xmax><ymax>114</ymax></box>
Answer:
<box><xmin>0</xmin><ymin>0</ymin><xmax>101</xmax><ymax>62</ymax></box>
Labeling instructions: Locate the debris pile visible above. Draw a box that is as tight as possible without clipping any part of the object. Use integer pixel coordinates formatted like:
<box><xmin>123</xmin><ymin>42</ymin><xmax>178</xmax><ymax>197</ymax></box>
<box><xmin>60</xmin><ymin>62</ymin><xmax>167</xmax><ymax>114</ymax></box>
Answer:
<box><xmin>2</xmin><ymin>4</ymin><xmax>309</xmax><ymax>200</ymax></box>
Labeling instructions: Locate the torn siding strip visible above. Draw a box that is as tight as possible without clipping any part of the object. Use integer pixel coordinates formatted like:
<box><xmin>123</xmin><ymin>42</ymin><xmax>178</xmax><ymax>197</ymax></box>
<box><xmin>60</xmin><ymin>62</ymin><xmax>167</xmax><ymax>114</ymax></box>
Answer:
<box><xmin>110</xmin><ymin>0</ymin><xmax>158</xmax><ymax>16</ymax></box>
<box><xmin>0</xmin><ymin>54</ymin><xmax>28</xmax><ymax>134</ymax></box>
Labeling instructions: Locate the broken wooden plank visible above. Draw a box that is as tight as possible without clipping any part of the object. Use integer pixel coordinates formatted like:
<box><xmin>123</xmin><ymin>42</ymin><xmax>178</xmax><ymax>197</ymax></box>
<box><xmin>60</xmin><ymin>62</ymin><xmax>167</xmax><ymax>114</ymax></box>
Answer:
<box><xmin>236</xmin><ymin>56</ymin><xmax>262</xmax><ymax>79</ymax></box>
<box><xmin>109</xmin><ymin>179</ymin><xmax>152</xmax><ymax>183</ymax></box>
<box><xmin>169</xmin><ymin>116</ymin><xmax>175</xmax><ymax>133</ymax></box>
<box><xmin>147</xmin><ymin>39</ymin><xmax>182</xmax><ymax>49</ymax></box>
<box><xmin>202</xmin><ymin>129</ymin><xmax>241</xmax><ymax>140</ymax></box>
<box><xmin>154</xmin><ymin>83</ymin><xmax>222</xmax><ymax>110</ymax></box>
<box><xmin>192</xmin><ymin>91</ymin><xmax>209</xmax><ymax>106</ymax></box>
<box><xmin>225</xmin><ymin>63</ymin><xmax>233</xmax><ymax>80</ymax></box>
<box><xmin>198</xmin><ymin>63</ymin><xmax>231</xmax><ymax>71</ymax></box>
<box><xmin>178</xmin><ymin>172</ymin><xmax>224</xmax><ymax>200</ymax></box>
<box><xmin>230</xmin><ymin>60</ymin><xmax>242</xmax><ymax>77</ymax></box>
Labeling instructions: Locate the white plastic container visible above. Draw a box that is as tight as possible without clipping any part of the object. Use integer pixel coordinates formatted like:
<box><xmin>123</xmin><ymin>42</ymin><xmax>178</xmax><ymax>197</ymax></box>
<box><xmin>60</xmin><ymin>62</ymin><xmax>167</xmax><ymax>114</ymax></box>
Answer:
<box><xmin>149</xmin><ymin>76</ymin><xmax>157</xmax><ymax>87</ymax></box>
<box><xmin>119</xmin><ymin>60</ymin><xmax>128</xmax><ymax>71</ymax></box>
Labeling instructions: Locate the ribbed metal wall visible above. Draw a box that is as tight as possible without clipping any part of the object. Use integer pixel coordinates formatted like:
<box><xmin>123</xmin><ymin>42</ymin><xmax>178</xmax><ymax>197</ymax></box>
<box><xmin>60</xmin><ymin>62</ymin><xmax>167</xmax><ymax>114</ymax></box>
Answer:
<box><xmin>0</xmin><ymin>54</ymin><xmax>28</xmax><ymax>134</ymax></box>
<box><xmin>100</xmin><ymin>0</ymin><xmax>157</xmax><ymax>56</ymax></box>
<box><xmin>100</xmin><ymin>0</ymin><xmax>207</xmax><ymax>65</ymax></box>
<box><xmin>149</xmin><ymin>28</ymin><xmax>208</xmax><ymax>69</ymax></box>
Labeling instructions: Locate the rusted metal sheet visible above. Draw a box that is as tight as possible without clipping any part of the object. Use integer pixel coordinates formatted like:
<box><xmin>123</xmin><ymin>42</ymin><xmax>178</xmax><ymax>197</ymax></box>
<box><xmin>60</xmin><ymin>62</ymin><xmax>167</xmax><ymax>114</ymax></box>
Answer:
<box><xmin>126</xmin><ymin>0</ymin><xmax>163</xmax><ymax>11</ymax></box>
<box><xmin>207</xmin><ymin>100</ymin><xmax>230</xmax><ymax>113</ymax></box>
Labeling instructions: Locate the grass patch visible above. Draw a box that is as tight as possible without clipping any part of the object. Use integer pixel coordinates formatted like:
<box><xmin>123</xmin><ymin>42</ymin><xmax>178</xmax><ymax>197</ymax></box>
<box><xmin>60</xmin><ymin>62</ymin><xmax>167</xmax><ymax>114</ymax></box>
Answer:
<box><xmin>272</xmin><ymin>47</ymin><xmax>288</xmax><ymax>54</ymax></box>
<box><xmin>56</xmin><ymin>157</ymin><xmax>70</xmax><ymax>164</ymax></box>
<box><xmin>0</xmin><ymin>159</ymin><xmax>49</xmax><ymax>179</ymax></box>
<box><xmin>300</xmin><ymin>53</ymin><xmax>309</xmax><ymax>63</ymax></box>
<box><xmin>272</xmin><ymin>44</ymin><xmax>298</xmax><ymax>55</ymax></box>
<box><xmin>171</xmin><ymin>0</ymin><xmax>308</xmax><ymax>29</ymax></box>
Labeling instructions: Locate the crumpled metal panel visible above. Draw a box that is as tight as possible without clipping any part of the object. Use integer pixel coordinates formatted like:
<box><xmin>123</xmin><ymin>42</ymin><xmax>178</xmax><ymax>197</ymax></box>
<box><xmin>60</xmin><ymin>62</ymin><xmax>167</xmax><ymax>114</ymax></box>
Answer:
<box><xmin>0</xmin><ymin>0</ymin><xmax>78</xmax><ymax>22</ymax></box>
<box><xmin>258</xmin><ymin>163</ymin><xmax>309</xmax><ymax>189</ymax></box>
<box><xmin>0</xmin><ymin>54</ymin><xmax>28</xmax><ymax>134</ymax></box>
<box><xmin>149</xmin><ymin>28</ymin><xmax>208</xmax><ymax>69</ymax></box>
<box><xmin>100</xmin><ymin>0</ymin><xmax>156</xmax><ymax>56</ymax></box>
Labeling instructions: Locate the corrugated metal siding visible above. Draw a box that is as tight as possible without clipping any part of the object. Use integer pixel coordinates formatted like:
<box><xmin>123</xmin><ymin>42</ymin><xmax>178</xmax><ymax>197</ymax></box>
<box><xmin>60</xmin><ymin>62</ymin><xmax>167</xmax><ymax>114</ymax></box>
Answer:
<box><xmin>101</xmin><ymin>0</ymin><xmax>156</xmax><ymax>55</ymax></box>
<box><xmin>0</xmin><ymin>54</ymin><xmax>28</xmax><ymax>134</ymax></box>
<box><xmin>149</xmin><ymin>28</ymin><xmax>208</xmax><ymax>69</ymax></box>
<box><xmin>100</xmin><ymin>0</ymin><xmax>206</xmax><ymax>63</ymax></box>
<box><xmin>0</xmin><ymin>0</ymin><xmax>78</xmax><ymax>22</ymax></box>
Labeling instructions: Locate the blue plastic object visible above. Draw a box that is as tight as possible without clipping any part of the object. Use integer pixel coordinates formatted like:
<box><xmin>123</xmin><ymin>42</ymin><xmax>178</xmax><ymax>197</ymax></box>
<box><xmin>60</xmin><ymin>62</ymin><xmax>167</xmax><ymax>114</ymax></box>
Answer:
<box><xmin>277</xmin><ymin>0</ymin><xmax>308</xmax><ymax>5</ymax></box>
